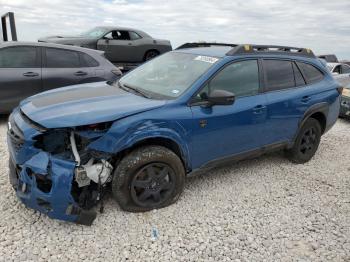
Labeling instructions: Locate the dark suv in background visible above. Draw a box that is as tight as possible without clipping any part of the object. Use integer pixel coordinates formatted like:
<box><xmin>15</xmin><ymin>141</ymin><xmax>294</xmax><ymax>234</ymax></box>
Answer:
<box><xmin>0</xmin><ymin>42</ymin><xmax>121</xmax><ymax>113</ymax></box>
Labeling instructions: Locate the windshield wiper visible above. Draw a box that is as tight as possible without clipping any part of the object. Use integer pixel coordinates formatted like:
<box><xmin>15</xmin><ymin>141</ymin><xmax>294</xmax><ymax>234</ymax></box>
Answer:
<box><xmin>118</xmin><ymin>82</ymin><xmax>152</xmax><ymax>99</ymax></box>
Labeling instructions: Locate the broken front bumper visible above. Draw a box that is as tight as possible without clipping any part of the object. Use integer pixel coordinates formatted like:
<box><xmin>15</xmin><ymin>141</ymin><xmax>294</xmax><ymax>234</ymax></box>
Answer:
<box><xmin>7</xmin><ymin>110</ymin><xmax>97</xmax><ymax>225</ymax></box>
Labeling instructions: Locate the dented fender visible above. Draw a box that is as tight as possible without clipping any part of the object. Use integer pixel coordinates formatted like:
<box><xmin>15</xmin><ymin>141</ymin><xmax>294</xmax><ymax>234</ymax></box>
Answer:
<box><xmin>87</xmin><ymin>117</ymin><xmax>192</xmax><ymax>170</ymax></box>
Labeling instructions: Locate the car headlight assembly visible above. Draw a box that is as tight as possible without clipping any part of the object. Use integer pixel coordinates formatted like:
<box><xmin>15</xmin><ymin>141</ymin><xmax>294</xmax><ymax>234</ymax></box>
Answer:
<box><xmin>342</xmin><ymin>88</ymin><xmax>350</xmax><ymax>98</ymax></box>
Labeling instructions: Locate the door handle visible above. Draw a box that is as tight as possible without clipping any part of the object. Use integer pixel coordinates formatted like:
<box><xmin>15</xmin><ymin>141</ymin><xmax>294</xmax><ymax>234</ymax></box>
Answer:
<box><xmin>301</xmin><ymin>96</ymin><xmax>311</xmax><ymax>103</ymax></box>
<box><xmin>23</xmin><ymin>72</ymin><xmax>39</xmax><ymax>77</ymax></box>
<box><xmin>128</xmin><ymin>43</ymin><xmax>132</xmax><ymax>46</ymax></box>
<box><xmin>252</xmin><ymin>105</ymin><xmax>266</xmax><ymax>114</ymax></box>
<box><xmin>74</xmin><ymin>71</ymin><xmax>88</xmax><ymax>76</ymax></box>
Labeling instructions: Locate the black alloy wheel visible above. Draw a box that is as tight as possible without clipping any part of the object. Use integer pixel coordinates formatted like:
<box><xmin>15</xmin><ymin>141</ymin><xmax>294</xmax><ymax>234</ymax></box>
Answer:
<box><xmin>299</xmin><ymin>127</ymin><xmax>317</xmax><ymax>155</ymax></box>
<box><xmin>286</xmin><ymin>117</ymin><xmax>321</xmax><ymax>164</ymax></box>
<box><xmin>112</xmin><ymin>146</ymin><xmax>185</xmax><ymax>212</ymax></box>
<box><xmin>130</xmin><ymin>163</ymin><xmax>176</xmax><ymax>207</ymax></box>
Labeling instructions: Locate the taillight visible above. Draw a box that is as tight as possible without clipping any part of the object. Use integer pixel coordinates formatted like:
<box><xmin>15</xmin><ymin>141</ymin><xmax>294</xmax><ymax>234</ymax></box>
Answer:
<box><xmin>337</xmin><ymin>86</ymin><xmax>344</xmax><ymax>94</ymax></box>
<box><xmin>111</xmin><ymin>69</ymin><xmax>122</xmax><ymax>77</ymax></box>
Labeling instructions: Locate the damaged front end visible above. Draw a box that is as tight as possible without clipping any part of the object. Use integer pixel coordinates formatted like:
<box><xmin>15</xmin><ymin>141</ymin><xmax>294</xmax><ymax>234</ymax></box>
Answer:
<box><xmin>7</xmin><ymin>110</ymin><xmax>114</xmax><ymax>225</ymax></box>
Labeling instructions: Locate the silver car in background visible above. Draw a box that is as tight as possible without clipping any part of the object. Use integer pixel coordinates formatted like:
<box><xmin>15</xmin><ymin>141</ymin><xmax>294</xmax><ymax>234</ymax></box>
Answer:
<box><xmin>327</xmin><ymin>62</ymin><xmax>350</xmax><ymax>87</ymax></box>
<box><xmin>39</xmin><ymin>26</ymin><xmax>172</xmax><ymax>67</ymax></box>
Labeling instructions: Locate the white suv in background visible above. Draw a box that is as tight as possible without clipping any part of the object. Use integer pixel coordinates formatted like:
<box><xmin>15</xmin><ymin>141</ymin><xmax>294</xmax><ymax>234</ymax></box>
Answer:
<box><xmin>327</xmin><ymin>62</ymin><xmax>350</xmax><ymax>86</ymax></box>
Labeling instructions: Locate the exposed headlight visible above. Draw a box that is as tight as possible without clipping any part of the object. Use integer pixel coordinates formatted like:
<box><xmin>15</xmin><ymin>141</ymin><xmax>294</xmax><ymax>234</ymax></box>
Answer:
<box><xmin>342</xmin><ymin>88</ymin><xmax>350</xmax><ymax>98</ymax></box>
<box><xmin>7</xmin><ymin>121</ymin><xmax>12</xmax><ymax>131</ymax></box>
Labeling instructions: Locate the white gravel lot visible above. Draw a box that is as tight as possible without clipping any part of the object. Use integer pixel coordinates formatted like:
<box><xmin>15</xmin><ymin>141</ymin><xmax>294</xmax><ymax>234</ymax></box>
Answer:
<box><xmin>0</xmin><ymin>116</ymin><xmax>349</xmax><ymax>261</ymax></box>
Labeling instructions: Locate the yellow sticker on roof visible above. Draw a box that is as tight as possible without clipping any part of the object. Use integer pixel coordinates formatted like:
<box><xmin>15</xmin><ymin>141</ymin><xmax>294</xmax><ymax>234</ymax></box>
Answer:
<box><xmin>194</xmin><ymin>56</ymin><xmax>218</xmax><ymax>64</ymax></box>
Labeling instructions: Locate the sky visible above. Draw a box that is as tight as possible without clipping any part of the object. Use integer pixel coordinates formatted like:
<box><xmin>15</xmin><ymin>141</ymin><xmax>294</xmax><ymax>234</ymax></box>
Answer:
<box><xmin>1</xmin><ymin>0</ymin><xmax>350</xmax><ymax>59</ymax></box>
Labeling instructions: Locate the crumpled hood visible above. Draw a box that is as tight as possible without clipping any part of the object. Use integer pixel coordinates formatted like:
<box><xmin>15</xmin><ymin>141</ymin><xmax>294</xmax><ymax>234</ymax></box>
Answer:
<box><xmin>20</xmin><ymin>82</ymin><xmax>166</xmax><ymax>129</ymax></box>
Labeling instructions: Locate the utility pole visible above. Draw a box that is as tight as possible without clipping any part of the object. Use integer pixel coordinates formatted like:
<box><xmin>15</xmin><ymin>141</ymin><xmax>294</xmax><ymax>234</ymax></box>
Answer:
<box><xmin>1</xmin><ymin>12</ymin><xmax>17</xmax><ymax>41</ymax></box>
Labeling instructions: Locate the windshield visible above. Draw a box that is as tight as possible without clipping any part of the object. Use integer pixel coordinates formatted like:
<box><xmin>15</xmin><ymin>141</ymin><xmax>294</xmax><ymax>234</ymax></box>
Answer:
<box><xmin>118</xmin><ymin>52</ymin><xmax>219</xmax><ymax>99</ymax></box>
<box><xmin>80</xmin><ymin>27</ymin><xmax>108</xmax><ymax>38</ymax></box>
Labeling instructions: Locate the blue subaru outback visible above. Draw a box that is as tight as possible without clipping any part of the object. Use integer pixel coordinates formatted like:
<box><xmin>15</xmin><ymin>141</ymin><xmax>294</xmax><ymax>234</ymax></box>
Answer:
<box><xmin>7</xmin><ymin>44</ymin><xmax>341</xmax><ymax>225</ymax></box>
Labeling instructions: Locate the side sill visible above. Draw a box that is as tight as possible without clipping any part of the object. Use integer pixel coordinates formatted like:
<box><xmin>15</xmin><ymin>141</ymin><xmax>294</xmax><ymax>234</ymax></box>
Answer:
<box><xmin>187</xmin><ymin>141</ymin><xmax>289</xmax><ymax>177</ymax></box>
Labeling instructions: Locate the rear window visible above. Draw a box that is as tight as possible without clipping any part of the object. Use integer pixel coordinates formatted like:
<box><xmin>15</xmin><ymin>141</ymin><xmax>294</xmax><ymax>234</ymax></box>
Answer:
<box><xmin>296</xmin><ymin>62</ymin><xmax>324</xmax><ymax>84</ymax></box>
<box><xmin>80</xmin><ymin>53</ymin><xmax>99</xmax><ymax>67</ymax></box>
<box><xmin>0</xmin><ymin>46</ymin><xmax>37</xmax><ymax>68</ymax></box>
<box><xmin>264</xmin><ymin>60</ymin><xmax>295</xmax><ymax>91</ymax></box>
<box><xmin>46</xmin><ymin>48</ymin><xmax>80</xmax><ymax>68</ymax></box>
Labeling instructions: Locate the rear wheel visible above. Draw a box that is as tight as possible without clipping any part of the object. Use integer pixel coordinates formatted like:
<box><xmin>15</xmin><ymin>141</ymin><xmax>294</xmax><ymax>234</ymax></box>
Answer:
<box><xmin>144</xmin><ymin>50</ymin><xmax>159</xmax><ymax>61</ymax></box>
<box><xmin>286</xmin><ymin>118</ymin><xmax>322</xmax><ymax>164</ymax></box>
<box><xmin>112</xmin><ymin>146</ymin><xmax>185</xmax><ymax>212</ymax></box>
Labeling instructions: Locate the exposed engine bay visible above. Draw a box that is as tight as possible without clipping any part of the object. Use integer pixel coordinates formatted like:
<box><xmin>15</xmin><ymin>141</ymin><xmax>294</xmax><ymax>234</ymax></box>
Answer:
<box><xmin>8</xmin><ymin>111</ymin><xmax>116</xmax><ymax>226</ymax></box>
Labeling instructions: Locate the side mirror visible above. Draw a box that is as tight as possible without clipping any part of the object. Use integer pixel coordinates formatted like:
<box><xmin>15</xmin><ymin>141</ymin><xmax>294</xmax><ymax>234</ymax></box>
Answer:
<box><xmin>207</xmin><ymin>89</ymin><xmax>235</xmax><ymax>106</ymax></box>
<box><xmin>102</xmin><ymin>36</ymin><xmax>111</xmax><ymax>42</ymax></box>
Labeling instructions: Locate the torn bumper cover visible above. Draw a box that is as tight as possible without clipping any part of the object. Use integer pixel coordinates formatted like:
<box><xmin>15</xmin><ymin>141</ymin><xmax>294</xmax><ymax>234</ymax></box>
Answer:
<box><xmin>7</xmin><ymin>110</ymin><xmax>105</xmax><ymax>226</ymax></box>
<box><xmin>8</xmin><ymin>153</ymin><xmax>96</xmax><ymax>225</ymax></box>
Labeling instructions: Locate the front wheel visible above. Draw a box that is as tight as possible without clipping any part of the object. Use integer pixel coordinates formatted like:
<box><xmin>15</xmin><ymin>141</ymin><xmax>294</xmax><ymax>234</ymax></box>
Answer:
<box><xmin>286</xmin><ymin>118</ymin><xmax>322</xmax><ymax>164</ymax></box>
<box><xmin>112</xmin><ymin>146</ymin><xmax>185</xmax><ymax>212</ymax></box>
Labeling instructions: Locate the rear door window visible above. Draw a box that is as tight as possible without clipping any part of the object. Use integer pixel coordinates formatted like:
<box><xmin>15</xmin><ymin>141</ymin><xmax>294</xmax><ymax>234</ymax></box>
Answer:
<box><xmin>264</xmin><ymin>60</ymin><xmax>295</xmax><ymax>91</ymax></box>
<box><xmin>0</xmin><ymin>46</ymin><xmax>38</xmax><ymax>68</ymax></box>
<box><xmin>45</xmin><ymin>48</ymin><xmax>80</xmax><ymax>68</ymax></box>
<box><xmin>80</xmin><ymin>53</ymin><xmax>99</xmax><ymax>67</ymax></box>
<box><xmin>296</xmin><ymin>62</ymin><xmax>324</xmax><ymax>84</ymax></box>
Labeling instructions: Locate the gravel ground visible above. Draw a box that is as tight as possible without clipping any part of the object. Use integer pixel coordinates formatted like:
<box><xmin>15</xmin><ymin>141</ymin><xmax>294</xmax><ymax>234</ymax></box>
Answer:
<box><xmin>0</xmin><ymin>116</ymin><xmax>349</xmax><ymax>261</ymax></box>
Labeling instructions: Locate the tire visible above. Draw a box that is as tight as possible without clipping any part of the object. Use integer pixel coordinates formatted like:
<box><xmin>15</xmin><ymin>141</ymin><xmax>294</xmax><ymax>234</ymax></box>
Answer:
<box><xmin>144</xmin><ymin>50</ymin><xmax>159</xmax><ymax>61</ymax></box>
<box><xmin>286</xmin><ymin>118</ymin><xmax>322</xmax><ymax>164</ymax></box>
<box><xmin>112</xmin><ymin>146</ymin><xmax>185</xmax><ymax>212</ymax></box>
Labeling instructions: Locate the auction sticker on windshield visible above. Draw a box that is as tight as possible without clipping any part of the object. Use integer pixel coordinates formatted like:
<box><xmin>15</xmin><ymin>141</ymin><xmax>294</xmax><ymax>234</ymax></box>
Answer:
<box><xmin>194</xmin><ymin>55</ymin><xmax>218</xmax><ymax>64</ymax></box>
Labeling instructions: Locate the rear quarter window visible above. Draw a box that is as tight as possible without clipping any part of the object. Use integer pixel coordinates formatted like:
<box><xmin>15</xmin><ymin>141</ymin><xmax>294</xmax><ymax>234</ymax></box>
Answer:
<box><xmin>296</xmin><ymin>62</ymin><xmax>324</xmax><ymax>84</ymax></box>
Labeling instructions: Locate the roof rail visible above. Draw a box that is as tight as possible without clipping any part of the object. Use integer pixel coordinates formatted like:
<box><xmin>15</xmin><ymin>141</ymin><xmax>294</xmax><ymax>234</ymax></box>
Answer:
<box><xmin>226</xmin><ymin>44</ymin><xmax>315</xmax><ymax>58</ymax></box>
<box><xmin>176</xmin><ymin>42</ymin><xmax>237</xmax><ymax>50</ymax></box>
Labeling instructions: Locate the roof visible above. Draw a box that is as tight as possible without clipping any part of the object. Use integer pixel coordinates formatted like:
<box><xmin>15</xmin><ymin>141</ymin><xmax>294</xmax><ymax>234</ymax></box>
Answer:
<box><xmin>0</xmin><ymin>41</ymin><xmax>104</xmax><ymax>55</ymax></box>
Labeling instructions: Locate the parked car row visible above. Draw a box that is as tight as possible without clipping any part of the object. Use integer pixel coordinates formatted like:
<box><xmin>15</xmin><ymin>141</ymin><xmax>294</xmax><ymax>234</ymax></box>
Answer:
<box><xmin>39</xmin><ymin>26</ymin><xmax>172</xmax><ymax>68</ymax></box>
<box><xmin>6</xmin><ymin>43</ymin><xmax>342</xmax><ymax>225</ymax></box>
